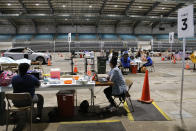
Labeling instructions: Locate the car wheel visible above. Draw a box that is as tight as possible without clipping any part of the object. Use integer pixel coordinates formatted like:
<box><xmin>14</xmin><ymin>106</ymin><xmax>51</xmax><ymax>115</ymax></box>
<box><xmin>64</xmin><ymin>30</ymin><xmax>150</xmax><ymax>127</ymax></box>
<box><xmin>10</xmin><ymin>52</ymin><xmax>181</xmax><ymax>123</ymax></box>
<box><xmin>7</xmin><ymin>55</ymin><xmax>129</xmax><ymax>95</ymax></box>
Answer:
<box><xmin>36</xmin><ymin>57</ymin><xmax>45</xmax><ymax>65</ymax></box>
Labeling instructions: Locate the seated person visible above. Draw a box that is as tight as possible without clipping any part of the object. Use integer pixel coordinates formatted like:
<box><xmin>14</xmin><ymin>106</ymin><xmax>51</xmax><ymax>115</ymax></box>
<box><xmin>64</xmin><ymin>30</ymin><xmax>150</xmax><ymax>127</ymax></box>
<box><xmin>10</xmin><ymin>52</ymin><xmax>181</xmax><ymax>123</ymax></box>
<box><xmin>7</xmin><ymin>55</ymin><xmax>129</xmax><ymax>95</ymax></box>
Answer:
<box><xmin>104</xmin><ymin>57</ymin><xmax>127</xmax><ymax>111</ymax></box>
<box><xmin>139</xmin><ymin>52</ymin><xmax>152</xmax><ymax>72</ymax></box>
<box><xmin>120</xmin><ymin>51</ymin><xmax>131</xmax><ymax>72</ymax></box>
<box><xmin>12</xmin><ymin>63</ymin><xmax>44</xmax><ymax>121</ymax></box>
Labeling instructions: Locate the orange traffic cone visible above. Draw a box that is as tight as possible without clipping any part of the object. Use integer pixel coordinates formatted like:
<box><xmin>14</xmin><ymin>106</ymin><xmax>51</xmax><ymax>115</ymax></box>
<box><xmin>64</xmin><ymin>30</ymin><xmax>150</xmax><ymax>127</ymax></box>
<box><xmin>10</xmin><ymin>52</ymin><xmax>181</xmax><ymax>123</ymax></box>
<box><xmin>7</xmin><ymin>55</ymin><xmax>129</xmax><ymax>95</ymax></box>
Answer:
<box><xmin>47</xmin><ymin>59</ymin><xmax>52</xmax><ymax>66</ymax></box>
<box><xmin>73</xmin><ymin>65</ymin><xmax>78</xmax><ymax>73</ymax></box>
<box><xmin>185</xmin><ymin>62</ymin><xmax>190</xmax><ymax>70</ymax></box>
<box><xmin>138</xmin><ymin>70</ymin><xmax>153</xmax><ymax>103</ymax></box>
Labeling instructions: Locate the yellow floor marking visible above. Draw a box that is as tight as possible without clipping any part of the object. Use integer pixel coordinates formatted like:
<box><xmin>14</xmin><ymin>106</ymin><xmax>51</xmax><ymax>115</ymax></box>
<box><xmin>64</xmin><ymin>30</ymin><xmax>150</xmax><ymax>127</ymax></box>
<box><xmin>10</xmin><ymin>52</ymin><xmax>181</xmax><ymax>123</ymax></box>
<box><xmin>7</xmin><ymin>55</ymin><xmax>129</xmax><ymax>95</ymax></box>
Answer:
<box><xmin>152</xmin><ymin>101</ymin><xmax>171</xmax><ymax>121</ymax></box>
<box><xmin>123</xmin><ymin>101</ymin><xmax>134</xmax><ymax>121</ymax></box>
<box><xmin>60</xmin><ymin>120</ymin><xmax>121</xmax><ymax>124</ymax></box>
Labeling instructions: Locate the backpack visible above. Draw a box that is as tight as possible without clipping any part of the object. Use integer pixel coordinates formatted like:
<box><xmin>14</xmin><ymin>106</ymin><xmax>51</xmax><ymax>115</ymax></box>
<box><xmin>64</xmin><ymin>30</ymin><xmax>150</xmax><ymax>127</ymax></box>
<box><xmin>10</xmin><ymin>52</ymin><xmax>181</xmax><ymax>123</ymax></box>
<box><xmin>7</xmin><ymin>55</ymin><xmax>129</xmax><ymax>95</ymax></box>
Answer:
<box><xmin>0</xmin><ymin>71</ymin><xmax>15</xmax><ymax>86</ymax></box>
<box><xmin>79</xmin><ymin>100</ymin><xmax>89</xmax><ymax>113</ymax></box>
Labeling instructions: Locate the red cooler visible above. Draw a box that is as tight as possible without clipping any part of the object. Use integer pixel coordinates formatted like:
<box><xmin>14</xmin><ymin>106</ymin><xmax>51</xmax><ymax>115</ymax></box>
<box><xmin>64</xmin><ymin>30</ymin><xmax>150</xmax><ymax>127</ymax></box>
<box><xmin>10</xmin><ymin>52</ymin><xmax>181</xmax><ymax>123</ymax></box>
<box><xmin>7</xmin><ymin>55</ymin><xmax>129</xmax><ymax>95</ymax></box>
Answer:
<box><xmin>56</xmin><ymin>90</ymin><xmax>75</xmax><ymax>117</ymax></box>
<box><xmin>131</xmin><ymin>64</ymin><xmax>138</xmax><ymax>74</ymax></box>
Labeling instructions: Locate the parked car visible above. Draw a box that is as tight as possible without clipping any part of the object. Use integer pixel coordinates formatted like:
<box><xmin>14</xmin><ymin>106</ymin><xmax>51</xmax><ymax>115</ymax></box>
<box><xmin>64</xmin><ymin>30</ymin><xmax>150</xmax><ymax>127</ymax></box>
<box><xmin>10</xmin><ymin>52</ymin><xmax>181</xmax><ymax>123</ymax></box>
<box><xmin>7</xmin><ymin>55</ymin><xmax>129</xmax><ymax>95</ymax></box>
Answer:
<box><xmin>3</xmin><ymin>47</ymin><xmax>51</xmax><ymax>64</ymax></box>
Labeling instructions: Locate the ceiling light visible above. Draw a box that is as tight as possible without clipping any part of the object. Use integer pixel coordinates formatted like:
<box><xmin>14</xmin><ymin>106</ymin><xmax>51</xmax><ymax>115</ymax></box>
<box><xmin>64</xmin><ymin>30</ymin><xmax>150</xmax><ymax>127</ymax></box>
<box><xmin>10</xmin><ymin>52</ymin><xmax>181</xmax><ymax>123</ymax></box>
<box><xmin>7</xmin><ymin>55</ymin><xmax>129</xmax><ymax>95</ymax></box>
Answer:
<box><xmin>35</xmin><ymin>3</ymin><xmax>39</xmax><ymax>6</ymax></box>
<box><xmin>65</xmin><ymin>18</ymin><xmax>68</xmax><ymax>21</ymax></box>
<box><xmin>86</xmin><ymin>19</ymin><xmax>89</xmax><ymax>21</ymax></box>
<box><xmin>89</xmin><ymin>5</ymin><xmax>92</xmax><ymax>8</ymax></box>
<box><xmin>114</xmin><ymin>5</ymin><xmax>118</xmax><ymax>7</ymax></box>
<box><xmin>139</xmin><ymin>6</ymin><xmax>142</xmax><ymax>8</ymax></box>
<box><xmin>162</xmin><ymin>7</ymin><xmax>165</xmax><ymax>10</ymax></box>
<box><xmin>62</xmin><ymin>5</ymin><xmax>66</xmax><ymax>8</ymax></box>
<box><xmin>7</xmin><ymin>3</ymin><xmax>11</xmax><ymax>6</ymax></box>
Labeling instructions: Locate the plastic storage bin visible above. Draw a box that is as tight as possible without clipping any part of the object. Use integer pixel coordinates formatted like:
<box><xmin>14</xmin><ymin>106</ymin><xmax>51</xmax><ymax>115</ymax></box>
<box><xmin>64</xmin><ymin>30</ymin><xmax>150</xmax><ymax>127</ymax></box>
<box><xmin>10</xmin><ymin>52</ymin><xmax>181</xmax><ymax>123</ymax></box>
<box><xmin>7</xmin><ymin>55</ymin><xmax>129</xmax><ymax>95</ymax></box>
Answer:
<box><xmin>50</xmin><ymin>68</ymin><xmax>60</xmax><ymax>79</ymax></box>
<box><xmin>131</xmin><ymin>65</ymin><xmax>138</xmax><ymax>74</ymax></box>
<box><xmin>56</xmin><ymin>90</ymin><xmax>75</xmax><ymax>117</ymax></box>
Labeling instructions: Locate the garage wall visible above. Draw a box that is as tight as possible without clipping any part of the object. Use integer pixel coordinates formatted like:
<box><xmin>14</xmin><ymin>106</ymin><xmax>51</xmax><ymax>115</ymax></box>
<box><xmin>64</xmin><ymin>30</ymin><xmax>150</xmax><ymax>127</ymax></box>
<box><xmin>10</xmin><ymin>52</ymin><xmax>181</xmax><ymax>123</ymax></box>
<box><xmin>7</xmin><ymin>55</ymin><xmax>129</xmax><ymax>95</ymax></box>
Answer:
<box><xmin>0</xmin><ymin>24</ymin><xmax>179</xmax><ymax>35</ymax></box>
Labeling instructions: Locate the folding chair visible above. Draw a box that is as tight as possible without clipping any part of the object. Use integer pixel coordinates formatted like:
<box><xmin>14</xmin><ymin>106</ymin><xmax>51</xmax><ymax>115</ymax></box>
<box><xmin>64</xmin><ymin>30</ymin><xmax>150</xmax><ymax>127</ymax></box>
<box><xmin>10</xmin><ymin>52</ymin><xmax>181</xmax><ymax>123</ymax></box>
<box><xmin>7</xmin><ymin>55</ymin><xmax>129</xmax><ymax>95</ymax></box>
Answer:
<box><xmin>5</xmin><ymin>93</ymin><xmax>33</xmax><ymax>131</ymax></box>
<box><xmin>113</xmin><ymin>79</ymin><xmax>134</xmax><ymax>112</ymax></box>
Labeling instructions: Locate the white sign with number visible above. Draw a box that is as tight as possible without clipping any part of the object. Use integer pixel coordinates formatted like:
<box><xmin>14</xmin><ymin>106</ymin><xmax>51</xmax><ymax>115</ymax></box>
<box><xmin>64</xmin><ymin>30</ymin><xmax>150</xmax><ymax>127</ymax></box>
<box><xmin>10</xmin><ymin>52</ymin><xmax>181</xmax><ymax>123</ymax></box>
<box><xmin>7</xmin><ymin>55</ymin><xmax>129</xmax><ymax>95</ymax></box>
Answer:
<box><xmin>178</xmin><ymin>4</ymin><xmax>194</xmax><ymax>38</ymax></box>
<box><xmin>169</xmin><ymin>32</ymin><xmax>174</xmax><ymax>43</ymax></box>
<box><xmin>68</xmin><ymin>33</ymin><xmax>71</xmax><ymax>42</ymax></box>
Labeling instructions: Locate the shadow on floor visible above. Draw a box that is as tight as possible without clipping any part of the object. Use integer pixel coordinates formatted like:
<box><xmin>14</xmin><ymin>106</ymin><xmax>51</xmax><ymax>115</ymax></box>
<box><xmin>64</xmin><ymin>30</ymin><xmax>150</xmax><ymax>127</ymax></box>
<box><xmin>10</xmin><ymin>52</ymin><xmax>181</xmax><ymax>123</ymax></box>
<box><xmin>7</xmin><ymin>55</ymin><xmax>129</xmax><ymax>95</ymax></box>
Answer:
<box><xmin>2</xmin><ymin>106</ymin><xmax>127</xmax><ymax>131</ymax></box>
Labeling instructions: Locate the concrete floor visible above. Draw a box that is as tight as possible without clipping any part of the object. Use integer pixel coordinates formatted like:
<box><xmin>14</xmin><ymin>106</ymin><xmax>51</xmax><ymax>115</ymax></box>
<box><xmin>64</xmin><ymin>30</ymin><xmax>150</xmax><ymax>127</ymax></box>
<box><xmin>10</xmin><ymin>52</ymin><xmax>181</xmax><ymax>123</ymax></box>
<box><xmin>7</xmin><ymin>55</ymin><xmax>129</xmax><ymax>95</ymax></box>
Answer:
<box><xmin>1</xmin><ymin>53</ymin><xmax>196</xmax><ymax>131</ymax></box>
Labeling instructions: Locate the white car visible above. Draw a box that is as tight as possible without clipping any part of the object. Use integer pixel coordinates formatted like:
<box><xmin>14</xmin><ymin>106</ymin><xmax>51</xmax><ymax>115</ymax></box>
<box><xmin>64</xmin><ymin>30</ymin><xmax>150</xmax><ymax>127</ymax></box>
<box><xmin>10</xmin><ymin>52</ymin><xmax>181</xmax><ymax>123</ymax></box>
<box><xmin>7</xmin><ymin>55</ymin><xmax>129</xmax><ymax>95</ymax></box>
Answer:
<box><xmin>3</xmin><ymin>47</ymin><xmax>51</xmax><ymax>64</ymax></box>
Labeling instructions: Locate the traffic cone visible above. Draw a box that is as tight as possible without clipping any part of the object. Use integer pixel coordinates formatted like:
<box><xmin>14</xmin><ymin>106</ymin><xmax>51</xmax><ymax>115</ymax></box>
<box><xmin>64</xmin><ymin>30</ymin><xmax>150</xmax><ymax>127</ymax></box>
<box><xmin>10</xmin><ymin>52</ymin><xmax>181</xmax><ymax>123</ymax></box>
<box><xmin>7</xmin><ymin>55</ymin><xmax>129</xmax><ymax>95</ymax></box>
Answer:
<box><xmin>47</xmin><ymin>58</ymin><xmax>52</xmax><ymax>66</ymax></box>
<box><xmin>138</xmin><ymin>70</ymin><xmax>153</xmax><ymax>103</ymax></box>
<box><xmin>185</xmin><ymin>61</ymin><xmax>190</xmax><ymax>70</ymax></box>
<box><xmin>73</xmin><ymin>65</ymin><xmax>78</xmax><ymax>73</ymax></box>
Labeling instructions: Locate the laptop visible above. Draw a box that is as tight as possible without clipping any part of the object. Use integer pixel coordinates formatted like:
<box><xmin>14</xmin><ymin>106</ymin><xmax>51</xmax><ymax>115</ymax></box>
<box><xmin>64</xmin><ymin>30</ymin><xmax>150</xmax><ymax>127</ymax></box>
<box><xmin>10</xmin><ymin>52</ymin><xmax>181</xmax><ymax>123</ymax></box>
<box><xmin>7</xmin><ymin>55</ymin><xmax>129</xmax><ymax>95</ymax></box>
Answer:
<box><xmin>97</xmin><ymin>77</ymin><xmax>108</xmax><ymax>83</ymax></box>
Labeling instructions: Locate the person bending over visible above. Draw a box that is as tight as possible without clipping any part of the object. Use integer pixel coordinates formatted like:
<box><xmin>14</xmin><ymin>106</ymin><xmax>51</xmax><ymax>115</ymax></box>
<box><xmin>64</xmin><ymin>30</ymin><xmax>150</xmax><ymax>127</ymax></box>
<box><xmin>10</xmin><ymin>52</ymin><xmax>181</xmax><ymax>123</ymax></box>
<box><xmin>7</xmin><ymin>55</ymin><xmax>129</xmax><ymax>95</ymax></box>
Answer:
<box><xmin>12</xmin><ymin>63</ymin><xmax>44</xmax><ymax>121</ymax></box>
<box><xmin>104</xmin><ymin>57</ymin><xmax>127</xmax><ymax>111</ymax></box>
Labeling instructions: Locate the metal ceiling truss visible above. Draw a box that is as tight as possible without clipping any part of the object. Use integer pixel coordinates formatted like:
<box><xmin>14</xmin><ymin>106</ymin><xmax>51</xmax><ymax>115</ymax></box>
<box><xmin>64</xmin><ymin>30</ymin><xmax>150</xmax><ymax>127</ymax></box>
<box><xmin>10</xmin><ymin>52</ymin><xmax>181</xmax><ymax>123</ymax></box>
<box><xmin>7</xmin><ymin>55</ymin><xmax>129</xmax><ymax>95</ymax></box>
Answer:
<box><xmin>96</xmin><ymin>0</ymin><xmax>108</xmax><ymax>26</ymax></box>
<box><xmin>18</xmin><ymin>0</ymin><xmax>37</xmax><ymax>32</ymax></box>
<box><xmin>152</xmin><ymin>3</ymin><xmax>185</xmax><ymax>28</ymax></box>
<box><xmin>133</xmin><ymin>2</ymin><xmax>161</xmax><ymax>32</ymax></box>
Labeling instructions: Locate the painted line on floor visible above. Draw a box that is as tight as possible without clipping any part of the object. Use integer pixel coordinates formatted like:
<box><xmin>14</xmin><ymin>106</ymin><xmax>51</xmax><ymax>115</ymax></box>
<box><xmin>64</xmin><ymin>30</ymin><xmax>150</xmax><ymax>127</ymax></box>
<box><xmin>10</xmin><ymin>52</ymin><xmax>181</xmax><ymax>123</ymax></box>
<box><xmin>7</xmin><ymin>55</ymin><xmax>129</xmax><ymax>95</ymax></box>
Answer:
<box><xmin>123</xmin><ymin>101</ymin><xmax>134</xmax><ymax>121</ymax></box>
<box><xmin>152</xmin><ymin>101</ymin><xmax>171</xmax><ymax>121</ymax></box>
<box><xmin>60</xmin><ymin>120</ymin><xmax>121</xmax><ymax>124</ymax></box>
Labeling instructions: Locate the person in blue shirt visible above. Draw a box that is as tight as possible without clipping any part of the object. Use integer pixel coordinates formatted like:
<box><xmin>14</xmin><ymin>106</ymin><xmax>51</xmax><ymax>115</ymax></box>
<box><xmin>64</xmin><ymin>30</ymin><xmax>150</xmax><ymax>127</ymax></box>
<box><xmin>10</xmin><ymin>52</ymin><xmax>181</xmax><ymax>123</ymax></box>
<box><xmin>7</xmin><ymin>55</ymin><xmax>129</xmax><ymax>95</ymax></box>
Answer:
<box><xmin>120</xmin><ymin>51</ymin><xmax>131</xmax><ymax>73</ymax></box>
<box><xmin>139</xmin><ymin>52</ymin><xmax>153</xmax><ymax>72</ymax></box>
<box><xmin>12</xmin><ymin>63</ymin><xmax>44</xmax><ymax>122</ymax></box>
<box><xmin>104</xmin><ymin>56</ymin><xmax>127</xmax><ymax>112</ymax></box>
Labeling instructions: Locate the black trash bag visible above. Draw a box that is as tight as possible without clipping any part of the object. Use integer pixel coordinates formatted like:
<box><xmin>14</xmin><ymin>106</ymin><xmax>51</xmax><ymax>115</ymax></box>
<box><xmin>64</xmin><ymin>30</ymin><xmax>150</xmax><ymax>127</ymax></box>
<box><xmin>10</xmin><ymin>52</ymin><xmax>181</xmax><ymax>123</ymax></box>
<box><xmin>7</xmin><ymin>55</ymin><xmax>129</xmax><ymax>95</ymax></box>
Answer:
<box><xmin>79</xmin><ymin>100</ymin><xmax>89</xmax><ymax>113</ymax></box>
<box><xmin>48</xmin><ymin>107</ymin><xmax>59</xmax><ymax>122</ymax></box>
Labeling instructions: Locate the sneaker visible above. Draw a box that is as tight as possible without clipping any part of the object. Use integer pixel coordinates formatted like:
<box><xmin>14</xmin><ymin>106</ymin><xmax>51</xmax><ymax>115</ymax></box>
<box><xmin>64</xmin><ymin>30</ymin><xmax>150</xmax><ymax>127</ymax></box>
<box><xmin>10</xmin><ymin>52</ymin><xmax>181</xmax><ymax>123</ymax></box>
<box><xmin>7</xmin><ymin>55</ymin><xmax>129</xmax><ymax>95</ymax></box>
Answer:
<box><xmin>34</xmin><ymin>116</ymin><xmax>41</xmax><ymax>123</ymax></box>
<box><xmin>108</xmin><ymin>106</ymin><xmax>117</xmax><ymax>112</ymax></box>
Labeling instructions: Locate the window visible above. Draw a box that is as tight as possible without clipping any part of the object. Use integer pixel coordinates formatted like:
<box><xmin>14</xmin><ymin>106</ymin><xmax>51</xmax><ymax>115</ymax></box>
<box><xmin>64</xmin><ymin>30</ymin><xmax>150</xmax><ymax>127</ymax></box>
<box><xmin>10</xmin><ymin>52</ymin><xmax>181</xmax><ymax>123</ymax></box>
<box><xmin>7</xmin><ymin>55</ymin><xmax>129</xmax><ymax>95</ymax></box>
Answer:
<box><xmin>9</xmin><ymin>48</ymin><xmax>24</xmax><ymax>52</ymax></box>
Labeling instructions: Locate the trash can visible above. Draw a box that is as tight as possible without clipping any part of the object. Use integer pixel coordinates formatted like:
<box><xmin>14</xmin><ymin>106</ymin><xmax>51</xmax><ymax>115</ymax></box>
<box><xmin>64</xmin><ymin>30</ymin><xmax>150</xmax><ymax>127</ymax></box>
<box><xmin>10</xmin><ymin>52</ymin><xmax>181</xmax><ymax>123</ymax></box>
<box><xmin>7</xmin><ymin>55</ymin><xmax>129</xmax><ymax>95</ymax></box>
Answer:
<box><xmin>131</xmin><ymin>65</ymin><xmax>138</xmax><ymax>74</ymax></box>
<box><xmin>0</xmin><ymin>92</ymin><xmax>6</xmax><ymax>125</ymax></box>
<box><xmin>97</xmin><ymin>57</ymin><xmax>107</xmax><ymax>74</ymax></box>
<box><xmin>56</xmin><ymin>90</ymin><xmax>75</xmax><ymax>117</ymax></box>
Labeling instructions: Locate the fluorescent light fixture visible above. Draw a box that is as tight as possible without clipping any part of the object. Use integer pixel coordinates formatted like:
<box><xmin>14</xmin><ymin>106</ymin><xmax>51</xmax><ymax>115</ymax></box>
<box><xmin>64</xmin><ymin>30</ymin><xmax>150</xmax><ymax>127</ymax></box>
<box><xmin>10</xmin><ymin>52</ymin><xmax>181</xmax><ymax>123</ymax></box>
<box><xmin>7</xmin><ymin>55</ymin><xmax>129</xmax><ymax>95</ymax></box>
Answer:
<box><xmin>35</xmin><ymin>3</ymin><xmax>39</xmax><ymax>6</ymax></box>
<box><xmin>114</xmin><ymin>5</ymin><xmax>118</xmax><ymax>7</ymax></box>
<box><xmin>139</xmin><ymin>6</ymin><xmax>142</xmax><ymax>8</ymax></box>
<box><xmin>62</xmin><ymin>5</ymin><xmax>66</xmax><ymax>8</ymax></box>
<box><xmin>89</xmin><ymin>5</ymin><xmax>92</xmax><ymax>8</ymax></box>
<box><xmin>7</xmin><ymin>3</ymin><xmax>11</xmax><ymax>6</ymax></box>
<box><xmin>65</xmin><ymin>18</ymin><xmax>68</xmax><ymax>21</ymax></box>
<box><xmin>162</xmin><ymin>7</ymin><xmax>165</xmax><ymax>10</ymax></box>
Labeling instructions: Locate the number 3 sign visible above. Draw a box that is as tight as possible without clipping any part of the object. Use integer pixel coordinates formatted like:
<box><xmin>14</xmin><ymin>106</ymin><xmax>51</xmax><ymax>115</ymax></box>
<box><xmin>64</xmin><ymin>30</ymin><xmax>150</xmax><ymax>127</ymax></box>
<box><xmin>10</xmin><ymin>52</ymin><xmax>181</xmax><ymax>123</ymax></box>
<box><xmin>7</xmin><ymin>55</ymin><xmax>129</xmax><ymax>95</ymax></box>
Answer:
<box><xmin>178</xmin><ymin>4</ymin><xmax>194</xmax><ymax>38</ymax></box>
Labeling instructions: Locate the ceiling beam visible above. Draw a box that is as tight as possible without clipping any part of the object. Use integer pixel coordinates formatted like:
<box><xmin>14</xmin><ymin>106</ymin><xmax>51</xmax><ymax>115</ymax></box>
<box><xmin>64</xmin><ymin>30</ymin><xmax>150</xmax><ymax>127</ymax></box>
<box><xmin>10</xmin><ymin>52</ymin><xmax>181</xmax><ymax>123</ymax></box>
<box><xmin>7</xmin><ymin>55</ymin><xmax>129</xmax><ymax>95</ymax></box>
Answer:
<box><xmin>133</xmin><ymin>2</ymin><xmax>160</xmax><ymax>31</ymax></box>
<box><xmin>99</xmin><ymin>0</ymin><xmax>108</xmax><ymax>15</ymax></box>
<box><xmin>124</xmin><ymin>0</ymin><xmax>135</xmax><ymax>16</ymax></box>
<box><xmin>114</xmin><ymin>0</ymin><xmax>135</xmax><ymax>25</ymax></box>
<box><xmin>47</xmin><ymin>0</ymin><xmax>54</xmax><ymax>14</ymax></box>
<box><xmin>152</xmin><ymin>3</ymin><xmax>185</xmax><ymax>28</ymax></box>
<box><xmin>96</xmin><ymin>0</ymin><xmax>108</xmax><ymax>26</ymax></box>
<box><xmin>18</xmin><ymin>0</ymin><xmax>37</xmax><ymax>33</ymax></box>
